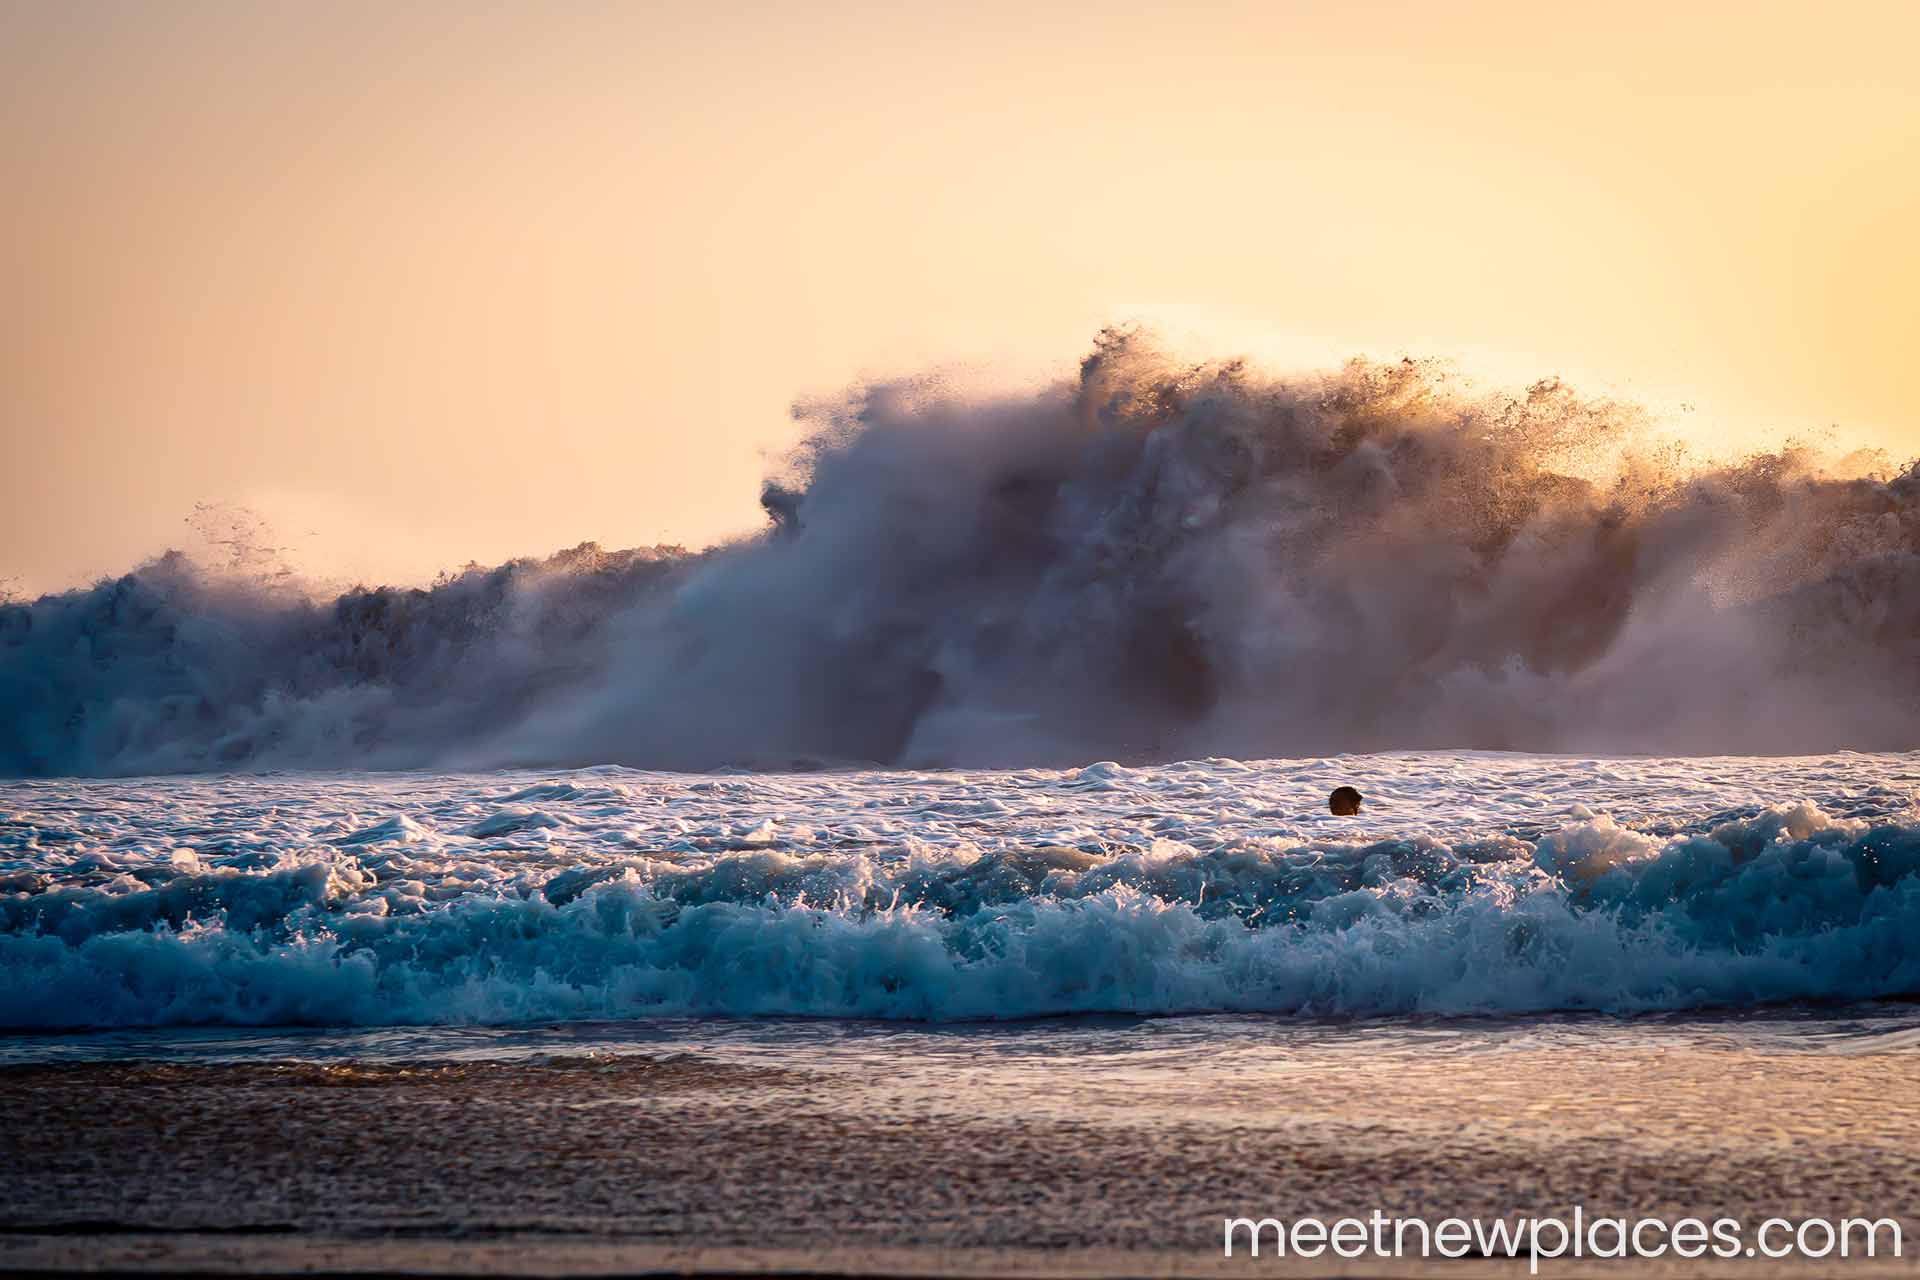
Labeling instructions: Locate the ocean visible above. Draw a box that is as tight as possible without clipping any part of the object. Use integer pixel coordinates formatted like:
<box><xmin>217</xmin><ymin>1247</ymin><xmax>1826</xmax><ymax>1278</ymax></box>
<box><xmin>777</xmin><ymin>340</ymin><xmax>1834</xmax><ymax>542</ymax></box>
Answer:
<box><xmin>4</xmin><ymin>753</ymin><xmax>1920</xmax><ymax>1275</ymax></box>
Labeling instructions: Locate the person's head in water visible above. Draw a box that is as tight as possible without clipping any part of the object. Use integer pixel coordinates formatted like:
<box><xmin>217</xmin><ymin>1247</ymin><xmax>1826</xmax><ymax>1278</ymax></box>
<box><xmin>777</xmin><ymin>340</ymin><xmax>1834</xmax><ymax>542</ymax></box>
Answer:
<box><xmin>1329</xmin><ymin>786</ymin><xmax>1363</xmax><ymax>816</ymax></box>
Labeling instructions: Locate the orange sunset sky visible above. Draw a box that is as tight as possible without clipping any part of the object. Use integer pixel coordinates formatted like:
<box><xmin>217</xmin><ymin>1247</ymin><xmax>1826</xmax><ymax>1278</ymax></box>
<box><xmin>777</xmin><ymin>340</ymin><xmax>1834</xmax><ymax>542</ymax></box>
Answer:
<box><xmin>4</xmin><ymin>0</ymin><xmax>1916</xmax><ymax>594</ymax></box>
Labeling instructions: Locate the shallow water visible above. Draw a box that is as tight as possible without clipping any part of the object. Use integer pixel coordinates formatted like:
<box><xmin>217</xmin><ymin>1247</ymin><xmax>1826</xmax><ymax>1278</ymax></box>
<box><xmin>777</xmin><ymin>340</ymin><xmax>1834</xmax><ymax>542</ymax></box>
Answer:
<box><xmin>12</xmin><ymin>1001</ymin><xmax>1920</xmax><ymax>1068</ymax></box>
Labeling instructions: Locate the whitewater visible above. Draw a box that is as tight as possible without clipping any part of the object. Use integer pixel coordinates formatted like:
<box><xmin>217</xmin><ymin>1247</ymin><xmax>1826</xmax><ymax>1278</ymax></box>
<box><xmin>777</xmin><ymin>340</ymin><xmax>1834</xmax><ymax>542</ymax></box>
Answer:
<box><xmin>4</xmin><ymin>750</ymin><xmax>1918</xmax><ymax>1028</ymax></box>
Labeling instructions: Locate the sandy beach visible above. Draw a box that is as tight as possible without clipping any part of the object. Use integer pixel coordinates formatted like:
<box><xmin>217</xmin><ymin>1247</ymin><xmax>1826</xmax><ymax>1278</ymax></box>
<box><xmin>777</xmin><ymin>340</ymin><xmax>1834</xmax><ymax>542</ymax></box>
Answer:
<box><xmin>5</xmin><ymin>1012</ymin><xmax>1918</xmax><ymax>1277</ymax></box>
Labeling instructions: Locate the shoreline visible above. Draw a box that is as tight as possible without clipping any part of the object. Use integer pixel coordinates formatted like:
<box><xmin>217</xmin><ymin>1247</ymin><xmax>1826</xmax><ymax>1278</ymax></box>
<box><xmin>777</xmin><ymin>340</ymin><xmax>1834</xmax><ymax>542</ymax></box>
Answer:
<box><xmin>6</xmin><ymin>1020</ymin><xmax>1919</xmax><ymax>1279</ymax></box>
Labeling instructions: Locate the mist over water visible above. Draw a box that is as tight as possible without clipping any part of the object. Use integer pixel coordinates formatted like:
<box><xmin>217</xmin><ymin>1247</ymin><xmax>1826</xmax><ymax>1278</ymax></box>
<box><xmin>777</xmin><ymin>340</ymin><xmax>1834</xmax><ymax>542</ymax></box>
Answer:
<box><xmin>4</xmin><ymin>330</ymin><xmax>1917</xmax><ymax>777</ymax></box>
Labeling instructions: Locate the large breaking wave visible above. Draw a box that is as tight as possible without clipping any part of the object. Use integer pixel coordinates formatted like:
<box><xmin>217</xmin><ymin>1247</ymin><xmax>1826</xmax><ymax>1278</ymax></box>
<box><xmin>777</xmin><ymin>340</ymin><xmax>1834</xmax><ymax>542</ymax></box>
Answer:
<box><xmin>5</xmin><ymin>329</ymin><xmax>1918</xmax><ymax>776</ymax></box>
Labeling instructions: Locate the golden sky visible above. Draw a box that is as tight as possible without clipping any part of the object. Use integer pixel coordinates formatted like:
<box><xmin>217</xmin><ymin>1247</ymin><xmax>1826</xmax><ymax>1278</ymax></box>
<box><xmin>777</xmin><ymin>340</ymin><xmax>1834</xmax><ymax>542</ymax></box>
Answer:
<box><xmin>4</xmin><ymin>0</ymin><xmax>1916</xmax><ymax>593</ymax></box>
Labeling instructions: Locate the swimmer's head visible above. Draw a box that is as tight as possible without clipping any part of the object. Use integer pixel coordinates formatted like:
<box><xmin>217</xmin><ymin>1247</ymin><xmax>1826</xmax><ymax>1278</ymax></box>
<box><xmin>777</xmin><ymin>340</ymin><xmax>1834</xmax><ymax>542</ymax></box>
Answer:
<box><xmin>1329</xmin><ymin>786</ymin><xmax>1363</xmax><ymax>816</ymax></box>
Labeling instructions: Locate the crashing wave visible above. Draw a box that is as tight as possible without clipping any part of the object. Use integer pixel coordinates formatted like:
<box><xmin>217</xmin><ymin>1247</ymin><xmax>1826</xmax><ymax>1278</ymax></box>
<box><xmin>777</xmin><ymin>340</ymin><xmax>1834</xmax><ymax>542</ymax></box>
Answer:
<box><xmin>3</xmin><ymin>329</ymin><xmax>1918</xmax><ymax>775</ymax></box>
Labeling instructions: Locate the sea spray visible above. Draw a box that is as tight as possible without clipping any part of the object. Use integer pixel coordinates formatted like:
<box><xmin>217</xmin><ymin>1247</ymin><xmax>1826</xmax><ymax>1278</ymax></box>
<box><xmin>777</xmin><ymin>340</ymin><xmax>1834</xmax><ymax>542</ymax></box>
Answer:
<box><xmin>4</xmin><ymin>330</ymin><xmax>1917</xmax><ymax>776</ymax></box>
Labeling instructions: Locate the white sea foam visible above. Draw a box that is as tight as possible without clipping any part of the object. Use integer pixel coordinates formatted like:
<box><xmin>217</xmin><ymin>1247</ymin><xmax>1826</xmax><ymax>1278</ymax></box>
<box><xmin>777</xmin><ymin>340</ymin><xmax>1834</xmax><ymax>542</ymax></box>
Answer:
<box><xmin>3</xmin><ymin>752</ymin><xmax>1916</xmax><ymax>1028</ymax></box>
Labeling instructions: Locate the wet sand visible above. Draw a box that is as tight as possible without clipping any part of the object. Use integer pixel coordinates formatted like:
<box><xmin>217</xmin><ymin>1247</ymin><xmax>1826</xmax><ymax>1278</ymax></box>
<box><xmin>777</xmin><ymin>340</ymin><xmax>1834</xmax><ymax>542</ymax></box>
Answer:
<box><xmin>4</xmin><ymin>1015</ymin><xmax>1920</xmax><ymax>1276</ymax></box>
